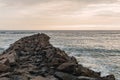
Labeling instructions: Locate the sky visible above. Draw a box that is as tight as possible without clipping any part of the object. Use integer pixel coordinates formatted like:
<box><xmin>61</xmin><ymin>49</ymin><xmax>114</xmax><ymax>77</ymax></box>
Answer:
<box><xmin>0</xmin><ymin>0</ymin><xmax>120</xmax><ymax>30</ymax></box>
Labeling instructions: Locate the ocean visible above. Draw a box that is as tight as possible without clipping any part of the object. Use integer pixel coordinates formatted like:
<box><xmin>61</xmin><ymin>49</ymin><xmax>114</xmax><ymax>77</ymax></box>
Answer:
<box><xmin>0</xmin><ymin>30</ymin><xmax>120</xmax><ymax>80</ymax></box>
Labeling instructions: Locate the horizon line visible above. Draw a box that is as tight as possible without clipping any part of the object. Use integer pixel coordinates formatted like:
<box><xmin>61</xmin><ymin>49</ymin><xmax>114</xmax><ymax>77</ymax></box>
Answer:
<box><xmin>0</xmin><ymin>29</ymin><xmax>120</xmax><ymax>31</ymax></box>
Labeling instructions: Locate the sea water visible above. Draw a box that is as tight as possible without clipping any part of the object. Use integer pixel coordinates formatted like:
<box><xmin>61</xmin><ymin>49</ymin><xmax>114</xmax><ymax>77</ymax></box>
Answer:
<box><xmin>0</xmin><ymin>30</ymin><xmax>120</xmax><ymax>80</ymax></box>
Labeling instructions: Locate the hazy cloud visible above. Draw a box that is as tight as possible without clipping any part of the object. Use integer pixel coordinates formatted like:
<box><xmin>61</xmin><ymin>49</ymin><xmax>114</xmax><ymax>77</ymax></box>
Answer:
<box><xmin>0</xmin><ymin>0</ymin><xmax>120</xmax><ymax>30</ymax></box>
<box><xmin>0</xmin><ymin>0</ymin><xmax>117</xmax><ymax>5</ymax></box>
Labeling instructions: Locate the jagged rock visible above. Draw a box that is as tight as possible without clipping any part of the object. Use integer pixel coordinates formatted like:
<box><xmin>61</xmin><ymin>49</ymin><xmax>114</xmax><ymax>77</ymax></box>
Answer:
<box><xmin>77</xmin><ymin>76</ymin><xmax>97</xmax><ymax>80</ymax></box>
<box><xmin>57</xmin><ymin>62</ymin><xmax>77</xmax><ymax>73</ymax></box>
<box><xmin>55</xmin><ymin>72</ymin><xmax>98</xmax><ymax>80</ymax></box>
<box><xmin>54</xmin><ymin>72</ymin><xmax>77</xmax><ymax>80</ymax></box>
<box><xmin>0</xmin><ymin>77</ymin><xmax>10</xmax><ymax>80</ymax></box>
<box><xmin>0</xmin><ymin>63</ymin><xmax>10</xmax><ymax>72</ymax></box>
<box><xmin>31</xmin><ymin>76</ymin><xmax>58</xmax><ymax>80</ymax></box>
<box><xmin>0</xmin><ymin>50</ymin><xmax>18</xmax><ymax>64</ymax></box>
<box><xmin>10</xmin><ymin>75</ymin><xmax>29</xmax><ymax>80</ymax></box>
<box><xmin>31</xmin><ymin>76</ymin><xmax>46</xmax><ymax>80</ymax></box>
<box><xmin>74</xmin><ymin>64</ymin><xmax>101</xmax><ymax>78</ymax></box>
<box><xmin>0</xmin><ymin>72</ymin><xmax>11</xmax><ymax>78</ymax></box>
<box><xmin>101</xmin><ymin>75</ymin><xmax>115</xmax><ymax>80</ymax></box>
<box><xmin>0</xmin><ymin>33</ymin><xmax>116</xmax><ymax>80</ymax></box>
<box><xmin>0</xmin><ymin>58</ymin><xmax>9</xmax><ymax>66</ymax></box>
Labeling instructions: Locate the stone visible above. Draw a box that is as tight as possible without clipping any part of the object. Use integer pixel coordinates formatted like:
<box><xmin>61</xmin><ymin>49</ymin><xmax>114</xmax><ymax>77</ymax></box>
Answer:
<box><xmin>54</xmin><ymin>72</ymin><xmax>77</xmax><ymax>80</ymax></box>
<box><xmin>31</xmin><ymin>76</ymin><xmax>47</xmax><ymax>80</ymax></box>
<box><xmin>74</xmin><ymin>64</ymin><xmax>101</xmax><ymax>78</ymax></box>
<box><xmin>0</xmin><ymin>51</ymin><xmax>18</xmax><ymax>64</ymax></box>
<box><xmin>57</xmin><ymin>62</ymin><xmax>76</xmax><ymax>73</ymax></box>
<box><xmin>55</xmin><ymin>48</ymin><xmax>70</xmax><ymax>61</ymax></box>
<box><xmin>0</xmin><ymin>77</ymin><xmax>10</xmax><ymax>80</ymax></box>
<box><xmin>101</xmin><ymin>74</ymin><xmax>115</xmax><ymax>80</ymax></box>
<box><xmin>46</xmin><ymin>76</ymin><xmax>58</xmax><ymax>80</ymax></box>
<box><xmin>70</xmin><ymin>56</ymin><xmax>78</xmax><ymax>64</ymax></box>
<box><xmin>11</xmin><ymin>75</ymin><xmax>29</xmax><ymax>80</ymax></box>
<box><xmin>54</xmin><ymin>72</ymin><xmax>98</xmax><ymax>80</ymax></box>
<box><xmin>0</xmin><ymin>58</ymin><xmax>9</xmax><ymax>66</ymax></box>
<box><xmin>0</xmin><ymin>63</ymin><xmax>10</xmax><ymax>72</ymax></box>
<box><xmin>0</xmin><ymin>72</ymin><xmax>11</xmax><ymax>77</ymax></box>
<box><xmin>77</xmin><ymin>76</ymin><xmax>97</xmax><ymax>80</ymax></box>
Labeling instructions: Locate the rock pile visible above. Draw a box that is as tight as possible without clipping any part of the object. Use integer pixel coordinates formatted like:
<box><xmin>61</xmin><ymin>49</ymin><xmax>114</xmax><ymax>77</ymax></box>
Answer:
<box><xmin>0</xmin><ymin>33</ymin><xmax>115</xmax><ymax>80</ymax></box>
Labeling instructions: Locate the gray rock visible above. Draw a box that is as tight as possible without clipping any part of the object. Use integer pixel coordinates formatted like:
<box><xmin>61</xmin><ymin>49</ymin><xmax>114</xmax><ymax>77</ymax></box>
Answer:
<box><xmin>54</xmin><ymin>72</ymin><xmax>77</xmax><ymax>80</ymax></box>
<box><xmin>0</xmin><ymin>77</ymin><xmax>10</xmax><ymax>80</ymax></box>
<box><xmin>0</xmin><ymin>63</ymin><xmax>10</xmax><ymax>72</ymax></box>
<box><xmin>101</xmin><ymin>75</ymin><xmax>115</xmax><ymax>80</ymax></box>
<box><xmin>77</xmin><ymin>76</ymin><xmax>97</xmax><ymax>80</ymax></box>
<box><xmin>57</xmin><ymin>62</ymin><xmax>76</xmax><ymax>73</ymax></box>
<box><xmin>74</xmin><ymin>64</ymin><xmax>101</xmax><ymax>78</ymax></box>
<box><xmin>11</xmin><ymin>75</ymin><xmax>29</xmax><ymax>80</ymax></box>
<box><xmin>31</xmin><ymin>76</ymin><xmax>46</xmax><ymax>80</ymax></box>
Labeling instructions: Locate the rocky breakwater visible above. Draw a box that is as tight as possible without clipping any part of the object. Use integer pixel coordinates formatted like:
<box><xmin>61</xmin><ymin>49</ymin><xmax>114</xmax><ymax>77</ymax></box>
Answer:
<box><xmin>0</xmin><ymin>33</ymin><xmax>116</xmax><ymax>80</ymax></box>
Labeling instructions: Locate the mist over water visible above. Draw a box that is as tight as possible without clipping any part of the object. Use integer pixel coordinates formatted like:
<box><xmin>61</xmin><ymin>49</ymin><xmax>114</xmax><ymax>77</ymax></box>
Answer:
<box><xmin>0</xmin><ymin>30</ymin><xmax>120</xmax><ymax>80</ymax></box>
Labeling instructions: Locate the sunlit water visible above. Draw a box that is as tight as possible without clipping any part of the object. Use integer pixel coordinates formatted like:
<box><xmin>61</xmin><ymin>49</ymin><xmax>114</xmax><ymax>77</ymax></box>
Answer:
<box><xmin>0</xmin><ymin>30</ymin><xmax>120</xmax><ymax>80</ymax></box>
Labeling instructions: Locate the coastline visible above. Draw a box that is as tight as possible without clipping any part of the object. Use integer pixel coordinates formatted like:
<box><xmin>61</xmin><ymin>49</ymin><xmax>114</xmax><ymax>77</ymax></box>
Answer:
<box><xmin>0</xmin><ymin>33</ymin><xmax>116</xmax><ymax>80</ymax></box>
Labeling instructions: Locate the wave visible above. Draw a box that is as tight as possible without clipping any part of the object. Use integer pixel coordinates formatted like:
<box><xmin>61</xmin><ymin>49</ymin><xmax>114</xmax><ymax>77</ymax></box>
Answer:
<box><xmin>0</xmin><ymin>31</ymin><xmax>36</xmax><ymax>34</ymax></box>
<box><xmin>0</xmin><ymin>48</ymin><xmax>5</xmax><ymax>53</ymax></box>
<box><xmin>0</xmin><ymin>48</ymin><xmax>4</xmax><ymax>50</ymax></box>
<box><xmin>62</xmin><ymin>47</ymin><xmax>120</xmax><ymax>54</ymax></box>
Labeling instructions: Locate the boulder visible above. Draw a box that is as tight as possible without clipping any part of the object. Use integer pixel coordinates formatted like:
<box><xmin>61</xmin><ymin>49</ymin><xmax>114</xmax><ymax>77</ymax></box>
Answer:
<box><xmin>54</xmin><ymin>72</ymin><xmax>99</xmax><ymax>80</ymax></box>
<box><xmin>54</xmin><ymin>72</ymin><xmax>77</xmax><ymax>80</ymax></box>
<box><xmin>77</xmin><ymin>76</ymin><xmax>97</xmax><ymax>80</ymax></box>
<box><xmin>74</xmin><ymin>64</ymin><xmax>101</xmax><ymax>78</ymax></box>
<box><xmin>101</xmin><ymin>75</ymin><xmax>115</xmax><ymax>80</ymax></box>
<box><xmin>57</xmin><ymin>62</ymin><xmax>77</xmax><ymax>73</ymax></box>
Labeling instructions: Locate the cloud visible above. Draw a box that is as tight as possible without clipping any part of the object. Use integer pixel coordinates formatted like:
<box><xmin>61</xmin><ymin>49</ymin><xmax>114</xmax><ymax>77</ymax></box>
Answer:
<box><xmin>0</xmin><ymin>0</ymin><xmax>119</xmax><ymax>16</ymax></box>
<box><xmin>0</xmin><ymin>0</ymin><xmax>120</xmax><ymax>30</ymax></box>
<box><xmin>1</xmin><ymin>0</ymin><xmax>117</xmax><ymax>5</ymax></box>
<box><xmin>73</xmin><ymin>3</ymin><xmax>120</xmax><ymax>17</ymax></box>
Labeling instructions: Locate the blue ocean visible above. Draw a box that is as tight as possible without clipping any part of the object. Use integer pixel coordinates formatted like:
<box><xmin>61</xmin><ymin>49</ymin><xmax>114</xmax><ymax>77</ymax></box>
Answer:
<box><xmin>0</xmin><ymin>30</ymin><xmax>120</xmax><ymax>80</ymax></box>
